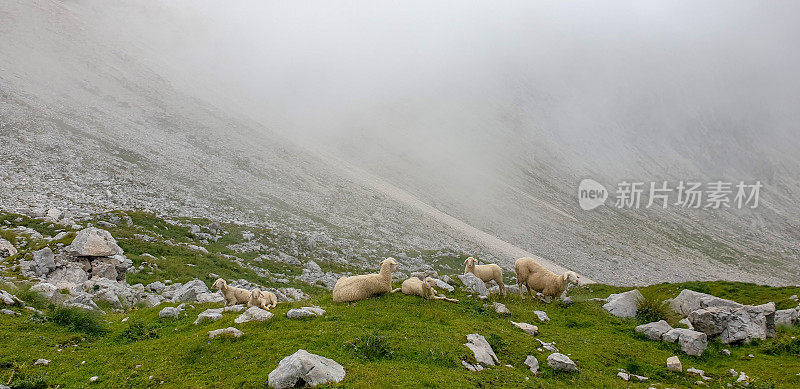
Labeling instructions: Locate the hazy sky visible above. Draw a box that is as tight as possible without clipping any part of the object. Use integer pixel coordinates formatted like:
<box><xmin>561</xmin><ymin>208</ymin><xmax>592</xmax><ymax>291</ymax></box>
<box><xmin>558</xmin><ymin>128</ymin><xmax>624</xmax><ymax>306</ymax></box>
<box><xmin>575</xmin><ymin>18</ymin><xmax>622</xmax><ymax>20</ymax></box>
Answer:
<box><xmin>80</xmin><ymin>0</ymin><xmax>800</xmax><ymax>181</ymax></box>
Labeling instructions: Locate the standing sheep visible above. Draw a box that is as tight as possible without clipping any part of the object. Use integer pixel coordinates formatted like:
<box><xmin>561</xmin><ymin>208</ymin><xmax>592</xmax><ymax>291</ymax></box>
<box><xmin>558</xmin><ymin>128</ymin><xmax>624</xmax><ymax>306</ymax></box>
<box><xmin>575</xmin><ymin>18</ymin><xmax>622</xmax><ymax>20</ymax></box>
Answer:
<box><xmin>212</xmin><ymin>278</ymin><xmax>252</xmax><ymax>306</ymax></box>
<box><xmin>248</xmin><ymin>288</ymin><xmax>278</xmax><ymax>310</ymax></box>
<box><xmin>392</xmin><ymin>277</ymin><xmax>459</xmax><ymax>303</ymax></box>
<box><xmin>514</xmin><ymin>257</ymin><xmax>579</xmax><ymax>302</ymax></box>
<box><xmin>464</xmin><ymin>257</ymin><xmax>506</xmax><ymax>296</ymax></box>
<box><xmin>332</xmin><ymin>258</ymin><xmax>398</xmax><ymax>303</ymax></box>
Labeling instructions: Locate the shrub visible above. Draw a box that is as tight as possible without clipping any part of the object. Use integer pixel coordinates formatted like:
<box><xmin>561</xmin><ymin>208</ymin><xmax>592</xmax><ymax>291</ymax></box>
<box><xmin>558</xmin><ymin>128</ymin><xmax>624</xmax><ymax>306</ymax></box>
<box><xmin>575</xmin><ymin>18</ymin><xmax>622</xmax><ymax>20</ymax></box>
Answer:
<box><xmin>486</xmin><ymin>333</ymin><xmax>509</xmax><ymax>354</ymax></box>
<box><xmin>762</xmin><ymin>337</ymin><xmax>800</xmax><ymax>356</ymax></box>
<box><xmin>636</xmin><ymin>295</ymin><xmax>673</xmax><ymax>324</ymax></box>
<box><xmin>345</xmin><ymin>332</ymin><xmax>393</xmax><ymax>361</ymax></box>
<box><xmin>47</xmin><ymin>306</ymin><xmax>107</xmax><ymax>336</ymax></box>
<box><xmin>119</xmin><ymin>320</ymin><xmax>160</xmax><ymax>342</ymax></box>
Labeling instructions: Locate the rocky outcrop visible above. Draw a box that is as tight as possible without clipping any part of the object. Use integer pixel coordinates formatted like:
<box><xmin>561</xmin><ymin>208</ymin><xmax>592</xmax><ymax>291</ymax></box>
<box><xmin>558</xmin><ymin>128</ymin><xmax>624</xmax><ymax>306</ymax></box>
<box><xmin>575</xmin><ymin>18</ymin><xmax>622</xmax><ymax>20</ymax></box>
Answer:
<box><xmin>267</xmin><ymin>349</ymin><xmax>345</xmax><ymax>389</ymax></box>
<box><xmin>671</xmin><ymin>289</ymin><xmax>777</xmax><ymax>344</ymax></box>
<box><xmin>602</xmin><ymin>289</ymin><xmax>643</xmax><ymax>318</ymax></box>
<box><xmin>65</xmin><ymin>227</ymin><xmax>123</xmax><ymax>257</ymax></box>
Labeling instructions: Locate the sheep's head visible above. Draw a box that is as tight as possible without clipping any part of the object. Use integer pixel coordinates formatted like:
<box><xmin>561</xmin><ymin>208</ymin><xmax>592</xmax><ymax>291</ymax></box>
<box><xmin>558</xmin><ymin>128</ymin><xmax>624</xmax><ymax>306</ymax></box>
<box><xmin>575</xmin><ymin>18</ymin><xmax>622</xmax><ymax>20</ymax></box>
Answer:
<box><xmin>564</xmin><ymin>271</ymin><xmax>580</xmax><ymax>285</ymax></box>
<box><xmin>212</xmin><ymin>278</ymin><xmax>226</xmax><ymax>290</ymax></box>
<box><xmin>463</xmin><ymin>257</ymin><xmax>477</xmax><ymax>272</ymax></box>
<box><xmin>382</xmin><ymin>258</ymin><xmax>398</xmax><ymax>273</ymax></box>
<box><xmin>251</xmin><ymin>289</ymin><xmax>263</xmax><ymax>299</ymax></box>
<box><xmin>423</xmin><ymin>277</ymin><xmax>438</xmax><ymax>288</ymax></box>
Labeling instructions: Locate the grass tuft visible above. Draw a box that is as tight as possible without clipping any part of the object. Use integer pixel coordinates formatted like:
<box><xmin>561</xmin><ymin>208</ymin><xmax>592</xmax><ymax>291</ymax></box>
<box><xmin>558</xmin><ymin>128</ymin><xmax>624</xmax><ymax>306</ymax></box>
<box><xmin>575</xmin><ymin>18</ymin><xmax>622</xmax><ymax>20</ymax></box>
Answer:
<box><xmin>345</xmin><ymin>332</ymin><xmax>394</xmax><ymax>361</ymax></box>
<box><xmin>635</xmin><ymin>295</ymin><xmax>674</xmax><ymax>324</ymax></box>
<box><xmin>47</xmin><ymin>306</ymin><xmax>107</xmax><ymax>336</ymax></box>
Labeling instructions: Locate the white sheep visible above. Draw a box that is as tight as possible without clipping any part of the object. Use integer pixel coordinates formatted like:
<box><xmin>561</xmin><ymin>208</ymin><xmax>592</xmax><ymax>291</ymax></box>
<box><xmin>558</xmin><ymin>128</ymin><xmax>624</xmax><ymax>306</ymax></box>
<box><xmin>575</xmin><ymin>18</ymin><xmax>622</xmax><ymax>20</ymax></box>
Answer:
<box><xmin>392</xmin><ymin>277</ymin><xmax>459</xmax><ymax>303</ymax></box>
<box><xmin>332</xmin><ymin>258</ymin><xmax>398</xmax><ymax>303</ymax></box>
<box><xmin>463</xmin><ymin>257</ymin><xmax>506</xmax><ymax>296</ymax></box>
<box><xmin>212</xmin><ymin>278</ymin><xmax>251</xmax><ymax>306</ymax></box>
<box><xmin>514</xmin><ymin>257</ymin><xmax>579</xmax><ymax>302</ymax></box>
<box><xmin>248</xmin><ymin>288</ymin><xmax>277</xmax><ymax>310</ymax></box>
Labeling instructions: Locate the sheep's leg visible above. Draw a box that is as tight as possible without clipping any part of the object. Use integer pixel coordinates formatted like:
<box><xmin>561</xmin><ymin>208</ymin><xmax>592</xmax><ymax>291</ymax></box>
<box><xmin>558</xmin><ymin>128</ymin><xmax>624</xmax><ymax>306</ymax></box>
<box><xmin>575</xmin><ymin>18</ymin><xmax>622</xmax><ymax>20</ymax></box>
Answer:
<box><xmin>498</xmin><ymin>280</ymin><xmax>506</xmax><ymax>297</ymax></box>
<box><xmin>518</xmin><ymin>281</ymin><xmax>525</xmax><ymax>299</ymax></box>
<box><xmin>391</xmin><ymin>288</ymin><xmax>401</xmax><ymax>293</ymax></box>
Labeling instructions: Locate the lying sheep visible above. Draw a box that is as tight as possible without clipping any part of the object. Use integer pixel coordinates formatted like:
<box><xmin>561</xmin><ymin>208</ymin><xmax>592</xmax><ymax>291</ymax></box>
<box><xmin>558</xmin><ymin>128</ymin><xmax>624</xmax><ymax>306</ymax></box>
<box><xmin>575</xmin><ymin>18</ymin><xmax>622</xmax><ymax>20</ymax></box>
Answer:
<box><xmin>248</xmin><ymin>288</ymin><xmax>277</xmax><ymax>310</ymax></box>
<box><xmin>212</xmin><ymin>278</ymin><xmax>251</xmax><ymax>306</ymax></box>
<box><xmin>332</xmin><ymin>258</ymin><xmax>398</xmax><ymax>303</ymax></box>
<box><xmin>392</xmin><ymin>277</ymin><xmax>459</xmax><ymax>303</ymax></box>
<box><xmin>464</xmin><ymin>257</ymin><xmax>506</xmax><ymax>296</ymax></box>
<box><xmin>514</xmin><ymin>257</ymin><xmax>579</xmax><ymax>302</ymax></box>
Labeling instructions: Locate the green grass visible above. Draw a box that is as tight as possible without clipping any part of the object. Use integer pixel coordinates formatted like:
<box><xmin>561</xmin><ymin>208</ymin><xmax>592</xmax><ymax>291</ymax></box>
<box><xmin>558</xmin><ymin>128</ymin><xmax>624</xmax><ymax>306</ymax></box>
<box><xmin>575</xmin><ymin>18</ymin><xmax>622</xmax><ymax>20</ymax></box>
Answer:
<box><xmin>2</xmin><ymin>209</ymin><xmax>799</xmax><ymax>387</ymax></box>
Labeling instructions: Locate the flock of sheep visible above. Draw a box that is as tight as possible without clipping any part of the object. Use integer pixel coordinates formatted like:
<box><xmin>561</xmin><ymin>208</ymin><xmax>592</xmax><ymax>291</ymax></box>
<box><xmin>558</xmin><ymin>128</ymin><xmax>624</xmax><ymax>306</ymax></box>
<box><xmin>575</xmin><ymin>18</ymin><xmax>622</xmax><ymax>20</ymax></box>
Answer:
<box><xmin>212</xmin><ymin>257</ymin><xmax>579</xmax><ymax>311</ymax></box>
<box><xmin>210</xmin><ymin>256</ymin><xmax>580</xmax><ymax>310</ymax></box>
<box><xmin>331</xmin><ymin>256</ymin><xmax>580</xmax><ymax>304</ymax></box>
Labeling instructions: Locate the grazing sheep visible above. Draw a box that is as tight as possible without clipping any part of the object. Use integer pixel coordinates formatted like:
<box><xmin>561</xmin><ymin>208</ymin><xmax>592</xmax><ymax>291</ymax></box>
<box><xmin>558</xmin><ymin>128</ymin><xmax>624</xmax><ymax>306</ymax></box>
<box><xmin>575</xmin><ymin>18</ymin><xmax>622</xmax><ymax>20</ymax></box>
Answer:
<box><xmin>514</xmin><ymin>257</ymin><xmax>579</xmax><ymax>302</ymax></box>
<box><xmin>392</xmin><ymin>277</ymin><xmax>459</xmax><ymax>303</ymax></box>
<box><xmin>463</xmin><ymin>257</ymin><xmax>506</xmax><ymax>296</ymax></box>
<box><xmin>248</xmin><ymin>288</ymin><xmax>277</xmax><ymax>310</ymax></box>
<box><xmin>212</xmin><ymin>278</ymin><xmax>251</xmax><ymax>306</ymax></box>
<box><xmin>332</xmin><ymin>258</ymin><xmax>398</xmax><ymax>303</ymax></box>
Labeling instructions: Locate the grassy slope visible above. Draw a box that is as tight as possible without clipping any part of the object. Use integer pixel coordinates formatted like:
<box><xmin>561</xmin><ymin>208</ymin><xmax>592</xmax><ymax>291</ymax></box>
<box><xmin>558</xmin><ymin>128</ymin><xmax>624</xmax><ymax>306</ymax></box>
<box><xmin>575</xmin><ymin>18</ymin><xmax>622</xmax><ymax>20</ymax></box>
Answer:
<box><xmin>1</xmin><ymin>212</ymin><xmax>799</xmax><ymax>388</ymax></box>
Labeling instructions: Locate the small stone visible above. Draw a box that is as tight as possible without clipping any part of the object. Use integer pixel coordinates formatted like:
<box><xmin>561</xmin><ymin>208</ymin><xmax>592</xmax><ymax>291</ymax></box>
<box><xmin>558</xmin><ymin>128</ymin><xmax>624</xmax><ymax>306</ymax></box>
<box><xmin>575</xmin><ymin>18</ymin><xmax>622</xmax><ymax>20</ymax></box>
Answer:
<box><xmin>729</xmin><ymin>369</ymin><xmax>737</xmax><ymax>376</ymax></box>
<box><xmin>686</xmin><ymin>367</ymin><xmax>704</xmax><ymax>376</ymax></box>
<box><xmin>208</xmin><ymin>327</ymin><xmax>244</xmax><ymax>339</ymax></box>
<box><xmin>492</xmin><ymin>302</ymin><xmax>510</xmax><ymax>314</ymax></box>
<box><xmin>34</xmin><ymin>359</ymin><xmax>50</xmax><ymax>366</ymax></box>
<box><xmin>666</xmin><ymin>356</ymin><xmax>682</xmax><ymax>372</ymax></box>
<box><xmin>511</xmin><ymin>321</ymin><xmax>538</xmax><ymax>335</ymax></box>
<box><xmin>737</xmin><ymin>372</ymin><xmax>748</xmax><ymax>383</ymax></box>
<box><xmin>547</xmin><ymin>353</ymin><xmax>577</xmax><ymax>372</ymax></box>
<box><xmin>89</xmin><ymin>376</ymin><xmax>98</xmax><ymax>383</ymax></box>
<box><xmin>722</xmin><ymin>349</ymin><xmax>731</xmax><ymax>356</ymax></box>
<box><xmin>524</xmin><ymin>355</ymin><xmax>539</xmax><ymax>373</ymax></box>
<box><xmin>158</xmin><ymin>306</ymin><xmax>181</xmax><ymax>319</ymax></box>
<box><xmin>533</xmin><ymin>310</ymin><xmax>550</xmax><ymax>322</ymax></box>
<box><xmin>618</xmin><ymin>372</ymin><xmax>630</xmax><ymax>381</ymax></box>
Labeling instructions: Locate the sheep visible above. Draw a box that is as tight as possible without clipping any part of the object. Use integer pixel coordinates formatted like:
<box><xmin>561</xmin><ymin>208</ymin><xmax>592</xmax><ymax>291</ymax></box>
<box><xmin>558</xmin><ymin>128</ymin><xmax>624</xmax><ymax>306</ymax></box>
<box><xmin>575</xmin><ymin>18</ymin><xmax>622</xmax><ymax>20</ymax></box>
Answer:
<box><xmin>212</xmin><ymin>278</ymin><xmax>251</xmax><ymax>306</ymax></box>
<box><xmin>514</xmin><ymin>257</ymin><xmax>579</xmax><ymax>303</ymax></box>
<box><xmin>463</xmin><ymin>257</ymin><xmax>506</xmax><ymax>296</ymax></box>
<box><xmin>332</xmin><ymin>258</ymin><xmax>398</xmax><ymax>303</ymax></box>
<box><xmin>391</xmin><ymin>277</ymin><xmax>459</xmax><ymax>303</ymax></box>
<box><xmin>248</xmin><ymin>288</ymin><xmax>278</xmax><ymax>310</ymax></box>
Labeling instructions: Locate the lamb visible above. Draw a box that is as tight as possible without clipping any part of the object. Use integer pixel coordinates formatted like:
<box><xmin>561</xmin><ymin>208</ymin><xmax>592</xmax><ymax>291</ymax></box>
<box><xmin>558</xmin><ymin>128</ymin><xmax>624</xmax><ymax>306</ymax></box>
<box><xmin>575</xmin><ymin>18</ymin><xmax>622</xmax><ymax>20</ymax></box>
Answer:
<box><xmin>391</xmin><ymin>277</ymin><xmax>459</xmax><ymax>303</ymax></box>
<box><xmin>248</xmin><ymin>288</ymin><xmax>277</xmax><ymax>310</ymax></box>
<box><xmin>514</xmin><ymin>257</ymin><xmax>579</xmax><ymax>302</ymax></box>
<box><xmin>332</xmin><ymin>258</ymin><xmax>398</xmax><ymax>303</ymax></box>
<box><xmin>463</xmin><ymin>257</ymin><xmax>506</xmax><ymax>296</ymax></box>
<box><xmin>212</xmin><ymin>278</ymin><xmax>252</xmax><ymax>306</ymax></box>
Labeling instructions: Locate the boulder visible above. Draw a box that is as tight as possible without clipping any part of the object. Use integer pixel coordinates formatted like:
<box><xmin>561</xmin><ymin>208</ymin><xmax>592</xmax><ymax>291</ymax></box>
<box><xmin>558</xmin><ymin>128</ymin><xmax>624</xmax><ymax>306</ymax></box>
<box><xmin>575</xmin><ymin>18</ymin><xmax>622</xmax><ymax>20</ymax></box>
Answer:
<box><xmin>91</xmin><ymin>261</ymin><xmax>117</xmax><ymax>281</ymax></box>
<box><xmin>458</xmin><ymin>273</ymin><xmax>490</xmax><ymax>298</ymax></box>
<box><xmin>194</xmin><ymin>309</ymin><xmax>223</xmax><ymax>325</ymax></box>
<box><xmin>602</xmin><ymin>289</ymin><xmax>643</xmax><ymax>317</ymax></box>
<box><xmin>491</xmin><ymin>302</ymin><xmax>510</xmax><ymax>314</ymax></box>
<box><xmin>47</xmin><ymin>264</ymin><xmax>88</xmax><ymax>289</ymax></box>
<box><xmin>524</xmin><ymin>355</ymin><xmax>539</xmax><ymax>373</ymax></box>
<box><xmin>172</xmin><ymin>279</ymin><xmax>209</xmax><ymax>302</ymax></box>
<box><xmin>511</xmin><ymin>321</ymin><xmax>538</xmax><ymax>336</ymax></box>
<box><xmin>146</xmin><ymin>281</ymin><xmax>165</xmax><ymax>294</ymax></box>
<box><xmin>464</xmin><ymin>333</ymin><xmax>499</xmax><ymax>366</ymax></box>
<box><xmin>159</xmin><ymin>306</ymin><xmax>181</xmax><ymax>319</ymax></box>
<box><xmin>0</xmin><ymin>239</ymin><xmax>17</xmax><ymax>258</ymax></box>
<box><xmin>287</xmin><ymin>306</ymin><xmax>326</xmax><ymax>319</ymax></box>
<box><xmin>547</xmin><ymin>353</ymin><xmax>578</xmax><ymax>372</ymax></box>
<box><xmin>775</xmin><ymin>308</ymin><xmax>798</xmax><ymax>327</ymax></box>
<box><xmin>1</xmin><ymin>290</ymin><xmax>22</xmax><ymax>306</ymax></box>
<box><xmin>533</xmin><ymin>310</ymin><xmax>550</xmax><ymax>322</ymax></box>
<box><xmin>46</xmin><ymin>208</ymin><xmax>62</xmax><ymax>220</ymax></box>
<box><xmin>434</xmin><ymin>278</ymin><xmax>454</xmax><ymax>292</ymax></box>
<box><xmin>235</xmin><ymin>306</ymin><xmax>274</xmax><ymax>323</ymax></box>
<box><xmin>197</xmin><ymin>292</ymin><xmax>225</xmax><ymax>304</ymax></box>
<box><xmin>66</xmin><ymin>228</ymin><xmax>123</xmax><ymax>257</ymax></box>
<box><xmin>30</xmin><ymin>283</ymin><xmax>61</xmax><ymax>303</ymax></box>
<box><xmin>635</xmin><ymin>320</ymin><xmax>673</xmax><ymax>341</ymax></box>
<box><xmin>666</xmin><ymin>356</ymin><xmax>682</xmax><ymax>372</ymax></box>
<box><xmin>663</xmin><ymin>328</ymin><xmax>707</xmax><ymax>356</ymax></box>
<box><xmin>267</xmin><ymin>349</ymin><xmax>345</xmax><ymax>389</ymax></box>
<box><xmin>688</xmin><ymin>302</ymin><xmax>776</xmax><ymax>344</ymax></box>
<box><xmin>30</xmin><ymin>247</ymin><xmax>56</xmax><ymax>277</ymax></box>
<box><xmin>209</xmin><ymin>327</ymin><xmax>244</xmax><ymax>339</ymax></box>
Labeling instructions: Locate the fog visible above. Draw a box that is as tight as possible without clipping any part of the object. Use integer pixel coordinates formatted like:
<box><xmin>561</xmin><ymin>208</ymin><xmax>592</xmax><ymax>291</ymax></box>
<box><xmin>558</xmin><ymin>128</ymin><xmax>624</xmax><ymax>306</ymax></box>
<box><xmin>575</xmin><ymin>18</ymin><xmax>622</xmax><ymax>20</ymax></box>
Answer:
<box><xmin>79</xmin><ymin>0</ymin><xmax>800</xmax><ymax>192</ymax></box>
